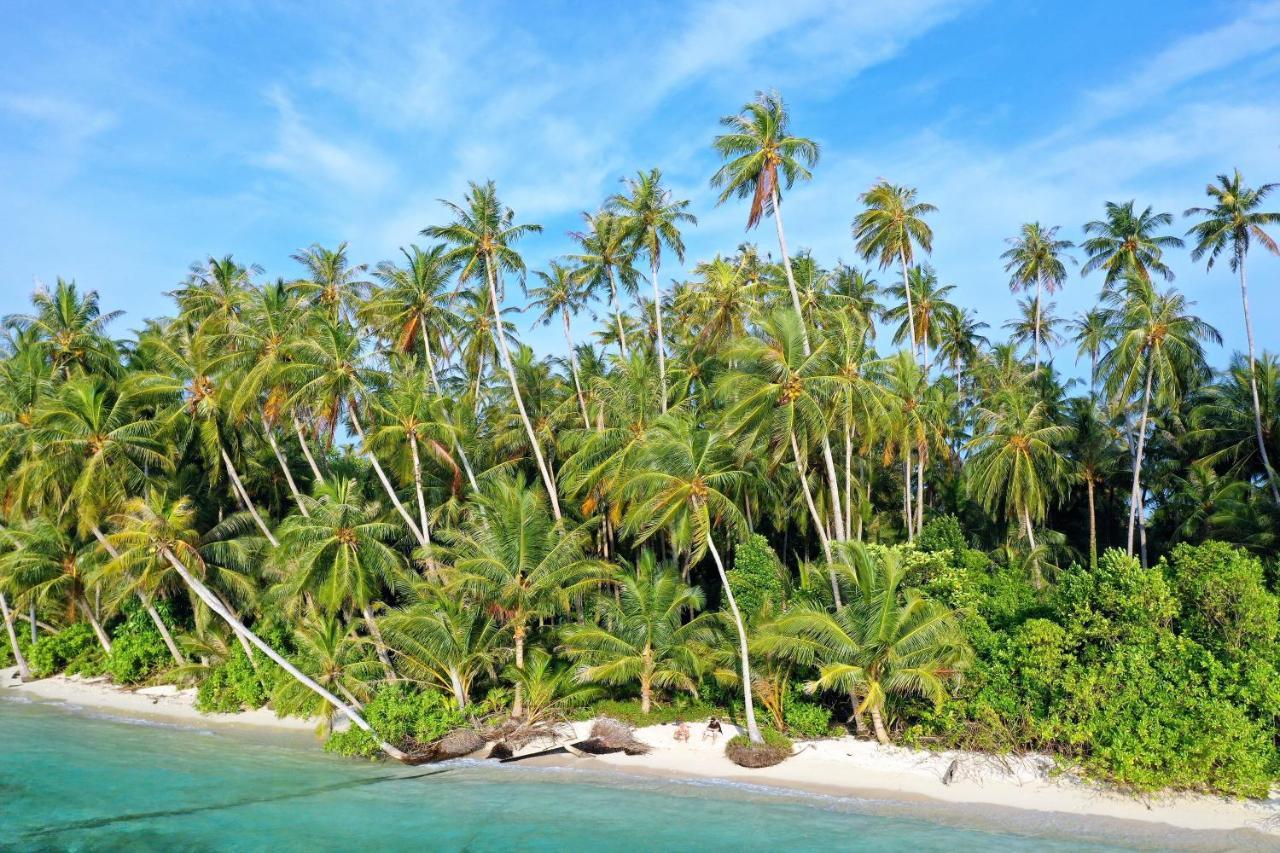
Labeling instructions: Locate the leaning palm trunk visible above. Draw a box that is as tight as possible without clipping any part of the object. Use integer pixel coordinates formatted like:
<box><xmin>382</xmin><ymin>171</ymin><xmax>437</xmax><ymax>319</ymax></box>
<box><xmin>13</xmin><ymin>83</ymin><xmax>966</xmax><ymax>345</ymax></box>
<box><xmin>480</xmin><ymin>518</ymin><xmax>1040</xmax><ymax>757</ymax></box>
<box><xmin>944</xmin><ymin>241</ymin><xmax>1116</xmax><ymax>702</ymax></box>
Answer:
<box><xmin>293</xmin><ymin>415</ymin><xmax>326</xmax><ymax>485</ymax></box>
<box><xmin>91</xmin><ymin>526</ymin><xmax>185</xmax><ymax>665</ymax></box>
<box><xmin>562</xmin><ymin>307</ymin><xmax>591</xmax><ymax>429</ymax></box>
<box><xmin>1126</xmin><ymin>361</ymin><xmax>1155</xmax><ymax>555</ymax></box>
<box><xmin>76</xmin><ymin>594</ymin><xmax>113</xmax><ymax>654</ymax></box>
<box><xmin>1238</xmin><ymin>261</ymin><xmax>1280</xmax><ymax>504</ymax></box>
<box><xmin>898</xmin><ymin>248</ymin><xmax>918</xmax><ymax>365</ymax></box>
<box><xmin>263</xmin><ymin>416</ymin><xmax>309</xmax><ymax>517</ymax></box>
<box><xmin>706</xmin><ymin>536</ymin><xmax>762</xmax><ymax>743</ymax></box>
<box><xmin>220</xmin><ymin>448</ymin><xmax>279</xmax><ymax>547</ymax></box>
<box><xmin>349</xmin><ymin>411</ymin><xmax>429</xmax><ymax>548</ymax></box>
<box><xmin>484</xmin><ymin>256</ymin><xmax>563</xmax><ymax>521</ymax></box>
<box><xmin>789</xmin><ymin>434</ymin><xmax>838</xmax><ymax>602</ymax></box>
<box><xmin>1</xmin><ymin>592</ymin><xmax>31</xmax><ymax>681</ymax></box>
<box><xmin>650</xmin><ymin>257</ymin><xmax>669</xmax><ymax>413</ymax></box>
<box><xmin>771</xmin><ymin>184</ymin><xmax>812</xmax><ymax>355</ymax></box>
<box><xmin>159</xmin><ymin>547</ymin><xmax>407</xmax><ymax>761</ymax></box>
<box><xmin>361</xmin><ymin>604</ymin><xmax>395</xmax><ymax>680</ymax></box>
<box><xmin>870</xmin><ymin>705</ymin><xmax>891</xmax><ymax>745</ymax></box>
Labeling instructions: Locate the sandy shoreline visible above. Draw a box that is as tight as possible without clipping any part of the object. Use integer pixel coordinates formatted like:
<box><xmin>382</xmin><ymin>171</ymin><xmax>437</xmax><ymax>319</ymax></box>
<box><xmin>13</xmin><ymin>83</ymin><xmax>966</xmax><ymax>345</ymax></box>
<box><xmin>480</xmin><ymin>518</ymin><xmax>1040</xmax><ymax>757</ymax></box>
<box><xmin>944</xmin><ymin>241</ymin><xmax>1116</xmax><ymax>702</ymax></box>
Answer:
<box><xmin>3</xmin><ymin>665</ymin><xmax>1277</xmax><ymax>838</ymax></box>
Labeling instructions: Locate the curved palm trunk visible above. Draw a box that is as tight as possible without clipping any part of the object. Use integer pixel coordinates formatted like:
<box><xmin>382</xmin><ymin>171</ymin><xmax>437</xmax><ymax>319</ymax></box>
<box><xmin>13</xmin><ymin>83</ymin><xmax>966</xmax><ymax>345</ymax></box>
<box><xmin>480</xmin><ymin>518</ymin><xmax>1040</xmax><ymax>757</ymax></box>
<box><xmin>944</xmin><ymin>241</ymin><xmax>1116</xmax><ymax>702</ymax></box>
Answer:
<box><xmin>263</xmin><ymin>417</ymin><xmax>309</xmax><ymax>517</ymax></box>
<box><xmin>1126</xmin><ymin>360</ymin><xmax>1155</xmax><ymax>555</ymax></box>
<box><xmin>790</xmin><ymin>433</ymin><xmax>839</xmax><ymax>606</ymax></box>
<box><xmin>484</xmin><ymin>256</ymin><xmax>563</xmax><ymax>521</ymax></box>
<box><xmin>448</xmin><ymin>665</ymin><xmax>467</xmax><ymax>709</ymax></box>
<box><xmin>898</xmin><ymin>248</ymin><xmax>918</xmax><ymax>365</ymax></box>
<box><xmin>293</xmin><ymin>415</ymin><xmax>326</xmax><ymax>485</ymax></box>
<box><xmin>706</xmin><ymin>536</ymin><xmax>762</xmax><ymax>743</ymax></box>
<box><xmin>771</xmin><ymin>184</ymin><xmax>812</xmax><ymax>355</ymax></box>
<box><xmin>562</xmin><ymin>307</ymin><xmax>591</xmax><ymax>429</ymax></box>
<box><xmin>76</xmin><ymin>594</ymin><xmax>112</xmax><ymax>654</ymax></box>
<box><xmin>1238</xmin><ymin>261</ymin><xmax>1280</xmax><ymax>503</ymax></box>
<box><xmin>870</xmin><ymin>705</ymin><xmax>891</xmax><ymax>745</ymax></box>
<box><xmin>362</xmin><ymin>604</ymin><xmax>395</xmax><ymax>680</ymax></box>
<box><xmin>349</xmin><ymin>411</ymin><xmax>429</xmax><ymax>548</ymax></box>
<box><xmin>1</xmin><ymin>592</ymin><xmax>31</xmax><ymax>681</ymax></box>
<box><xmin>407</xmin><ymin>433</ymin><xmax>433</xmax><ymax>558</ymax></box>
<box><xmin>91</xmin><ymin>526</ymin><xmax>185</xmax><ymax>665</ymax></box>
<box><xmin>220</xmin><ymin>448</ymin><xmax>279</xmax><ymax>547</ymax></box>
<box><xmin>160</xmin><ymin>547</ymin><xmax>407</xmax><ymax>761</ymax></box>
<box><xmin>650</xmin><ymin>257</ymin><xmax>669</xmax><ymax>413</ymax></box>
<box><xmin>606</xmin><ymin>266</ymin><xmax>629</xmax><ymax>359</ymax></box>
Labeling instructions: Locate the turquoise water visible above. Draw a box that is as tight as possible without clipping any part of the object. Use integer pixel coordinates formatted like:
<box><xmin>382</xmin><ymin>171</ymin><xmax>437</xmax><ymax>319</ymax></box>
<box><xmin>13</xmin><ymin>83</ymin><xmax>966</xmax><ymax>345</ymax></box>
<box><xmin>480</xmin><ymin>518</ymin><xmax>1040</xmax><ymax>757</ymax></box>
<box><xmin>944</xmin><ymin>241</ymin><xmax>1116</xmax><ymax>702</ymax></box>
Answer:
<box><xmin>0</xmin><ymin>698</ymin><xmax>1266</xmax><ymax>851</ymax></box>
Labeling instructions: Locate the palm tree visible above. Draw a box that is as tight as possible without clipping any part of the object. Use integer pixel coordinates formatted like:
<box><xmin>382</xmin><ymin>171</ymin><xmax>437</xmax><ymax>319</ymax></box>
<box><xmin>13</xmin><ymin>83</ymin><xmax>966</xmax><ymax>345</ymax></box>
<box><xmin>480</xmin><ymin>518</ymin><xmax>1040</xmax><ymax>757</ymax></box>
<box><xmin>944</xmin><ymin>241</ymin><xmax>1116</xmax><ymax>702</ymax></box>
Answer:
<box><xmin>530</xmin><ymin>261</ymin><xmax>592</xmax><ymax>428</ymax></box>
<box><xmin>607</xmin><ymin>169</ymin><xmax>696</xmax><ymax>412</ymax></box>
<box><xmin>1067</xmin><ymin>308</ymin><xmax>1114</xmax><ymax>395</ymax></box>
<box><xmin>270</xmin><ymin>610</ymin><xmax>379</xmax><ymax>732</ymax></box>
<box><xmin>173</xmin><ymin>255</ymin><xmax>257</xmax><ymax>337</ymax></box>
<box><xmin>381</xmin><ymin>590</ymin><xmax>502</xmax><ymax>709</ymax></box>
<box><xmin>107</xmin><ymin>488</ymin><xmax>408</xmax><ymax>760</ymax></box>
<box><xmin>289</xmin><ymin>242</ymin><xmax>370</xmax><ymax>323</ymax></box>
<box><xmin>936</xmin><ymin>307</ymin><xmax>990</xmax><ymax>390</ymax></box>
<box><xmin>620</xmin><ymin>416</ymin><xmax>762</xmax><ymax>742</ymax></box>
<box><xmin>1184</xmin><ymin>169</ymin><xmax>1280</xmax><ymax>503</ymax></box>
<box><xmin>1101</xmin><ymin>278</ymin><xmax>1219</xmax><ymax>554</ymax></box>
<box><xmin>1001</xmin><ymin>223</ymin><xmax>1075</xmax><ymax>370</ymax></box>
<box><xmin>1081</xmin><ymin>201</ymin><xmax>1183</xmax><ymax>288</ymax></box>
<box><xmin>424</xmin><ymin>181</ymin><xmax>562</xmax><ymax>520</ymax></box>
<box><xmin>364</xmin><ymin>244</ymin><xmax>462</xmax><ymax>391</ymax></box>
<box><xmin>761</xmin><ymin>545</ymin><xmax>969</xmax><ymax>743</ymax></box>
<box><xmin>443</xmin><ymin>476</ymin><xmax>606</xmax><ymax>716</ymax></box>
<box><xmin>966</xmin><ymin>394</ymin><xmax>1069</xmax><ymax>584</ymax></box>
<box><xmin>5</xmin><ymin>278</ymin><xmax>121</xmax><ymax>379</ymax></box>
<box><xmin>1065</xmin><ymin>397</ymin><xmax>1123</xmax><ymax>569</ymax></box>
<box><xmin>560</xmin><ymin>553</ymin><xmax>712</xmax><ymax>712</ymax></box>
<box><xmin>275</xmin><ymin>477</ymin><xmax>408</xmax><ymax>675</ymax></box>
<box><xmin>1003</xmin><ymin>297</ymin><xmax>1064</xmax><ymax>367</ymax></box>
<box><xmin>570</xmin><ymin>211</ymin><xmax>641</xmax><ymax>360</ymax></box>
<box><xmin>712</xmin><ymin>90</ymin><xmax>820</xmax><ymax>354</ymax></box>
<box><xmin>882</xmin><ymin>265</ymin><xmax>955</xmax><ymax>378</ymax></box>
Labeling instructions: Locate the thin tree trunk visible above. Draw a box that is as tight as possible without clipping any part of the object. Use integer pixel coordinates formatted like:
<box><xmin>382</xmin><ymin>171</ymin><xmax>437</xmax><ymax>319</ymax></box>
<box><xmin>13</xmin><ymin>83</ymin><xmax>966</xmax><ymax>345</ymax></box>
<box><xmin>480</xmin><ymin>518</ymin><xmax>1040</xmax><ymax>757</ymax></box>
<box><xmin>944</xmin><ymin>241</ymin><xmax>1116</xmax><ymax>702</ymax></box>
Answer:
<box><xmin>1127</xmin><ymin>361</ymin><xmax>1155</xmax><ymax>555</ymax></box>
<box><xmin>1238</xmin><ymin>260</ymin><xmax>1280</xmax><ymax>503</ymax></box>
<box><xmin>422</xmin><ymin>334</ymin><xmax>479</xmax><ymax>492</ymax></box>
<box><xmin>772</xmin><ymin>183</ymin><xmax>812</xmax><ymax>356</ymax></box>
<box><xmin>915</xmin><ymin>441</ymin><xmax>925</xmax><ymax>534</ymax></box>
<box><xmin>1022</xmin><ymin>507</ymin><xmax>1042</xmax><ymax>589</ymax></box>
<box><xmin>1033</xmin><ymin>277</ymin><xmax>1042</xmax><ymax>370</ymax></box>
<box><xmin>870</xmin><ymin>705</ymin><xmax>890</xmax><ymax>744</ymax></box>
<box><xmin>362</xmin><ymin>604</ymin><xmax>395</xmax><ymax>680</ymax></box>
<box><xmin>408</xmin><ymin>432</ymin><xmax>432</xmax><ymax>554</ymax></box>
<box><xmin>1</xmin><ymin>592</ymin><xmax>31</xmax><ymax>681</ymax></box>
<box><xmin>562</xmin><ymin>307</ymin><xmax>591</xmax><ymax>429</ymax></box>
<box><xmin>512</xmin><ymin>626</ymin><xmax>526</xmax><ymax>718</ymax></box>
<box><xmin>1087</xmin><ymin>476</ymin><xmax>1097</xmax><ymax>570</ymax></box>
<box><xmin>264</xmin><ymin>416</ymin><xmax>309</xmax><ymax>517</ymax></box>
<box><xmin>706</xmin><ymin>536</ymin><xmax>762</xmax><ymax>743</ymax></box>
<box><xmin>160</xmin><ymin>547</ymin><xmax>407</xmax><ymax>761</ymax></box>
<box><xmin>294</xmin><ymin>415</ymin><xmax>326</xmax><ymax>485</ymax></box>
<box><xmin>790</xmin><ymin>434</ymin><xmax>837</xmax><ymax>591</ymax></box>
<box><xmin>903</xmin><ymin>445</ymin><xmax>914</xmax><ymax>541</ymax></box>
<box><xmin>820</xmin><ymin>435</ymin><xmax>847</xmax><ymax>545</ymax></box>
<box><xmin>91</xmin><ymin>525</ymin><xmax>185</xmax><ymax>665</ymax></box>
<box><xmin>221</xmin><ymin>448</ymin><xmax>279</xmax><ymax>547</ymax></box>
<box><xmin>76</xmin><ymin>594</ymin><xmax>112</xmax><ymax>654</ymax></box>
<box><xmin>650</xmin><ymin>257</ymin><xmax>669</xmax><ymax>413</ymax></box>
<box><xmin>349</xmin><ymin>411</ymin><xmax>429</xmax><ymax>548</ymax></box>
<box><xmin>484</xmin><ymin>257</ymin><xmax>563</xmax><ymax>520</ymax></box>
<box><xmin>844</xmin><ymin>422</ymin><xmax>854</xmax><ymax>541</ymax></box>
<box><xmin>448</xmin><ymin>665</ymin><xmax>467</xmax><ymax>709</ymax></box>
<box><xmin>606</xmin><ymin>266</ymin><xmax>629</xmax><ymax>359</ymax></box>
<box><xmin>29</xmin><ymin>599</ymin><xmax>36</xmax><ymax>645</ymax></box>
<box><xmin>899</xmin><ymin>249</ymin><xmax>918</xmax><ymax>365</ymax></box>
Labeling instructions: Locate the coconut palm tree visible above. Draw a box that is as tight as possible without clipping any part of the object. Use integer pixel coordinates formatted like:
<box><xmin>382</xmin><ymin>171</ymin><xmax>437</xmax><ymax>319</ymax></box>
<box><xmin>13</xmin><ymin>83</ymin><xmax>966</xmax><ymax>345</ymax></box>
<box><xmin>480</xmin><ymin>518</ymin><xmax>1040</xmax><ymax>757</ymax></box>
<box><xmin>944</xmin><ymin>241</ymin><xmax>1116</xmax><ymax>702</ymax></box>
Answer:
<box><xmin>1081</xmin><ymin>201</ymin><xmax>1183</xmax><ymax>289</ymax></box>
<box><xmin>1184</xmin><ymin>169</ymin><xmax>1280</xmax><ymax>503</ymax></box>
<box><xmin>1067</xmin><ymin>308</ymin><xmax>1114</xmax><ymax>396</ymax></box>
<box><xmin>882</xmin><ymin>265</ymin><xmax>955</xmax><ymax>378</ymax></box>
<box><xmin>1101</xmin><ymin>278</ymin><xmax>1219</xmax><ymax>554</ymax></box>
<box><xmin>173</xmin><ymin>255</ymin><xmax>257</xmax><ymax>338</ymax></box>
<box><xmin>1003</xmin><ymin>297</ymin><xmax>1064</xmax><ymax>367</ymax></box>
<box><xmin>289</xmin><ymin>242</ymin><xmax>370</xmax><ymax>323</ymax></box>
<box><xmin>424</xmin><ymin>181</ymin><xmax>562</xmax><ymax>520</ymax></box>
<box><xmin>852</xmin><ymin>182</ymin><xmax>936</xmax><ymax>366</ymax></box>
<box><xmin>607</xmin><ymin>169</ymin><xmax>696</xmax><ymax>412</ymax></box>
<box><xmin>380</xmin><ymin>590</ymin><xmax>502</xmax><ymax>709</ymax></box>
<box><xmin>1001</xmin><ymin>223</ymin><xmax>1075</xmax><ymax>370</ymax></box>
<box><xmin>936</xmin><ymin>307</ymin><xmax>990</xmax><ymax>390</ymax></box>
<box><xmin>712</xmin><ymin>90</ymin><xmax>820</xmax><ymax>354</ymax></box>
<box><xmin>560</xmin><ymin>552</ymin><xmax>713</xmax><ymax>713</ymax></box>
<box><xmin>4</xmin><ymin>278</ymin><xmax>122</xmax><ymax>379</ymax></box>
<box><xmin>619</xmin><ymin>416</ymin><xmax>762</xmax><ymax>742</ymax></box>
<box><xmin>1065</xmin><ymin>397</ymin><xmax>1124</xmax><ymax>569</ymax></box>
<box><xmin>570</xmin><ymin>211</ymin><xmax>641</xmax><ymax>360</ymax></box>
<box><xmin>530</xmin><ymin>261</ymin><xmax>592</xmax><ymax>428</ymax></box>
<box><xmin>270</xmin><ymin>609</ymin><xmax>380</xmax><ymax>732</ymax></box>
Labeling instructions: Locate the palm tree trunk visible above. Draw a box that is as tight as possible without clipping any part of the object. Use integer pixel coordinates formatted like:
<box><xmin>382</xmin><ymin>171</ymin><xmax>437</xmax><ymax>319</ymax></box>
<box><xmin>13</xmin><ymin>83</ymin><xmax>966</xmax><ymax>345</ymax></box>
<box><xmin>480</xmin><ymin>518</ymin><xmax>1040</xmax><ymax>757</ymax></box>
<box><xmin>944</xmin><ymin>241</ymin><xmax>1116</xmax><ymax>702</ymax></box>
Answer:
<box><xmin>903</xmin><ymin>446</ymin><xmax>914</xmax><ymax>541</ymax></box>
<box><xmin>790</xmin><ymin>434</ymin><xmax>837</xmax><ymax>594</ymax></box>
<box><xmin>562</xmin><ymin>308</ymin><xmax>591</xmax><ymax>429</ymax></box>
<box><xmin>1022</xmin><ymin>507</ymin><xmax>1043</xmax><ymax>589</ymax></box>
<box><xmin>512</xmin><ymin>625</ymin><xmax>526</xmax><ymax>718</ymax></box>
<box><xmin>76</xmin><ymin>594</ymin><xmax>112</xmax><ymax>654</ymax></box>
<box><xmin>650</xmin><ymin>257</ymin><xmax>669</xmax><ymax>413</ymax></box>
<box><xmin>348</xmin><ymin>411</ymin><xmax>429</xmax><ymax>548</ymax></box>
<box><xmin>1033</xmin><ymin>277</ymin><xmax>1042</xmax><ymax>371</ymax></box>
<box><xmin>484</xmin><ymin>257</ymin><xmax>563</xmax><ymax>520</ymax></box>
<box><xmin>915</xmin><ymin>441</ymin><xmax>925</xmax><ymax>534</ymax></box>
<box><xmin>422</xmin><ymin>334</ymin><xmax>479</xmax><ymax>492</ymax></box>
<box><xmin>1238</xmin><ymin>260</ymin><xmax>1280</xmax><ymax>503</ymax></box>
<box><xmin>448</xmin><ymin>665</ymin><xmax>467</xmax><ymax>709</ymax></box>
<box><xmin>293</xmin><ymin>415</ymin><xmax>326</xmax><ymax>485</ymax></box>
<box><xmin>606</xmin><ymin>266</ymin><xmax>629</xmax><ymax>359</ymax></box>
<box><xmin>706</xmin><ymin>535</ymin><xmax>762</xmax><ymax>743</ymax></box>
<box><xmin>1087</xmin><ymin>476</ymin><xmax>1098</xmax><ymax>570</ymax></box>
<box><xmin>870</xmin><ymin>705</ymin><xmax>891</xmax><ymax>745</ymax></box>
<box><xmin>220</xmin><ymin>448</ymin><xmax>279</xmax><ymax>547</ymax></box>
<box><xmin>408</xmin><ymin>433</ymin><xmax>432</xmax><ymax>553</ymax></box>
<box><xmin>91</xmin><ymin>525</ymin><xmax>185</xmax><ymax>665</ymax></box>
<box><xmin>899</xmin><ymin>248</ymin><xmax>918</xmax><ymax>365</ymax></box>
<box><xmin>1127</xmin><ymin>360</ymin><xmax>1155</xmax><ymax>555</ymax></box>
<box><xmin>159</xmin><ymin>547</ymin><xmax>407</xmax><ymax>761</ymax></box>
<box><xmin>263</xmin><ymin>416</ymin><xmax>309</xmax><ymax>517</ymax></box>
<box><xmin>29</xmin><ymin>600</ymin><xmax>36</xmax><ymax>645</ymax></box>
<box><xmin>771</xmin><ymin>183</ymin><xmax>812</xmax><ymax>356</ymax></box>
<box><xmin>844</xmin><ymin>421</ymin><xmax>854</xmax><ymax>540</ymax></box>
<box><xmin>361</xmin><ymin>604</ymin><xmax>395</xmax><ymax>680</ymax></box>
<box><xmin>1</xmin><ymin>592</ymin><xmax>31</xmax><ymax>681</ymax></box>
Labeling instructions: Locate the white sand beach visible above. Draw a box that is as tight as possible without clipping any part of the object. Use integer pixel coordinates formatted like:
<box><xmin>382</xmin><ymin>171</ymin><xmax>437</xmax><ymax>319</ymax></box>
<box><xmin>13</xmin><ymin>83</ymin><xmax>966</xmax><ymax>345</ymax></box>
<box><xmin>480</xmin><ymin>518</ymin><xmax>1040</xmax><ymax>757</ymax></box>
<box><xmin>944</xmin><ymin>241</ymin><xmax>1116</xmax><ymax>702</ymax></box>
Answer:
<box><xmin>4</xmin><ymin>666</ymin><xmax>1277</xmax><ymax>837</ymax></box>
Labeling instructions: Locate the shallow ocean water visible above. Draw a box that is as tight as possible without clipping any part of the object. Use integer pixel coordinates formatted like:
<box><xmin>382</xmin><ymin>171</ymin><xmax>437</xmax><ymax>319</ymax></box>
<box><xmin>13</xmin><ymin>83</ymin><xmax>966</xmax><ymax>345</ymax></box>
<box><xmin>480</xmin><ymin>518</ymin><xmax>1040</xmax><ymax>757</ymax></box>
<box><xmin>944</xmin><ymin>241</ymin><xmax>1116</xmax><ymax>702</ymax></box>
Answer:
<box><xmin>0</xmin><ymin>698</ymin><xmax>1269</xmax><ymax>851</ymax></box>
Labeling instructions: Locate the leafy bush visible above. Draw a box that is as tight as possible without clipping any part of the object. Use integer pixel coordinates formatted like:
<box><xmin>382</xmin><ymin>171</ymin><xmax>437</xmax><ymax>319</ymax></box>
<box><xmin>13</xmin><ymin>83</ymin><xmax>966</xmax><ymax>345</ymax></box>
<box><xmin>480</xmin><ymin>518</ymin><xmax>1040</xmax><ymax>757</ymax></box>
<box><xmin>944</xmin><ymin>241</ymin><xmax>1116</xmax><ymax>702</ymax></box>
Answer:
<box><xmin>1163</xmin><ymin>541</ymin><xmax>1278</xmax><ymax>655</ymax></box>
<box><xmin>28</xmin><ymin>623</ymin><xmax>103</xmax><ymax>678</ymax></box>
<box><xmin>105</xmin><ymin>606</ymin><xmax>171</xmax><ymax>685</ymax></box>
<box><xmin>570</xmin><ymin>697</ymin><xmax>721</xmax><ymax>727</ymax></box>
<box><xmin>918</xmin><ymin>514</ymin><xmax>966</xmax><ymax>555</ymax></box>
<box><xmin>325</xmin><ymin>684</ymin><xmax>466</xmax><ymax>758</ymax></box>
<box><xmin>783</xmin><ymin>692</ymin><xmax>832</xmax><ymax>738</ymax></box>
<box><xmin>196</xmin><ymin>645</ymin><xmax>270</xmax><ymax>713</ymax></box>
<box><xmin>725</xmin><ymin>727</ymin><xmax>794</xmax><ymax>767</ymax></box>
<box><xmin>727</xmin><ymin>534</ymin><xmax>785</xmax><ymax>617</ymax></box>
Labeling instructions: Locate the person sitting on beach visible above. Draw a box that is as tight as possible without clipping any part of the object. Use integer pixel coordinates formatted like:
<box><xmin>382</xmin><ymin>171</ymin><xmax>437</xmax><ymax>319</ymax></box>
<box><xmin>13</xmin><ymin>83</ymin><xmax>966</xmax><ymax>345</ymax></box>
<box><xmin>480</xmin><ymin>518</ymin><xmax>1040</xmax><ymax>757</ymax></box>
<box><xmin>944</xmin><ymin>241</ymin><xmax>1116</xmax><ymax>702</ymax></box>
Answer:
<box><xmin>702</xmin><ymin>717</ymin><xmax>723</xmax><ymax>743</ymax></box>
<box><xmin>673</xmin><ymin>721</ymin><xmax>690</xmax><ymax>743</ymax></box>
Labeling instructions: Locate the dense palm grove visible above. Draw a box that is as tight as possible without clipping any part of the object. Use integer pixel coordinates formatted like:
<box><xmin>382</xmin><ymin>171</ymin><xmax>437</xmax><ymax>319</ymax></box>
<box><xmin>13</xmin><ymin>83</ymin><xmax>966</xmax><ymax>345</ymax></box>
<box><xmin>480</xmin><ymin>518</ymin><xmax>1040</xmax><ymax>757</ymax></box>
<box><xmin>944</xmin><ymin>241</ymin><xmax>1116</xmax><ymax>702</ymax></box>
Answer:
<box><xmin>2</xmin><ymin>93</ymin><xmax>1279</xmax><ymax>792</ymax></box>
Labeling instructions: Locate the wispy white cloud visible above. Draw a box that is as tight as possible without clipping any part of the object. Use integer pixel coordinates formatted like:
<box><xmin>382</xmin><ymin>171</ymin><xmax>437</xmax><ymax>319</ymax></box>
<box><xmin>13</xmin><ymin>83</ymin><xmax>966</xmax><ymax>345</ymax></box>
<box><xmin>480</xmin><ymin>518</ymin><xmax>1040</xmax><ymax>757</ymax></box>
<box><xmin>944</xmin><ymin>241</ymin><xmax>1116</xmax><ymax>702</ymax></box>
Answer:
<box><xmin>255</xmin><ymin>87</ymin><xmax>394</xmax><ymax>195</ymax></box>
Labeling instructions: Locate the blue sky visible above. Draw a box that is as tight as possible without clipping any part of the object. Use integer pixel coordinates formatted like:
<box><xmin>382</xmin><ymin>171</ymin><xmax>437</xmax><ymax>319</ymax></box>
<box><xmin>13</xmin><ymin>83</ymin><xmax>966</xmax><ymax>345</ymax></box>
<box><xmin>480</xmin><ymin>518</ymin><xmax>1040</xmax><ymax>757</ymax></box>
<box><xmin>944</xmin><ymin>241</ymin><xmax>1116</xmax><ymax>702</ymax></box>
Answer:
<box><xmin>3</xmin><ymin>0</ymin><xmax>1279</xmax><ymax>372</ymax></box>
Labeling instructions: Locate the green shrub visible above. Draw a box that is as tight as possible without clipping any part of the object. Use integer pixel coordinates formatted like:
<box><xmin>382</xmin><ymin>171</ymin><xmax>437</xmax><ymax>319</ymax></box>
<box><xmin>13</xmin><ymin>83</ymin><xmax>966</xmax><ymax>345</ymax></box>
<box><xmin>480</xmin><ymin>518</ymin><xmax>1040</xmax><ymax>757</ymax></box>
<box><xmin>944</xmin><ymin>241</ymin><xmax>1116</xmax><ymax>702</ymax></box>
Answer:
<box><xmin>196</xmin><ymin>645</ymin><xmax>270</xmax><ymax>713</ymax></box>
<box><xmin>105</xmin><ymin>607</ymin><xmax>170</xmax><ymax>685</ymax></box>
<box><xmin>28</xmin><ymin>623</ymin><xmax>102</xmax><ymax>678</ymax></box>
<box><xmin>1163</xmin><ymin>541</ymin><xmax>1278</xmax><ymax>655</ymax></box>
<box><xmin>727</xmin><ymin>726</ymin><xmax>793</xmax><ymax>751</ymax></box>
<box><xmin>727</xmin><ymin>534</ymin><xmax>785</xmax><ymax>617</ymax></box>
<box><xmin>570</xmin><ymin>697</ymin><xmax>720</xmax><ymax>727</ymax></box>
<box><xmin>1055</xmin><ymin>549</ymin><xmax>1177</xmax><ymax>642</ymax></box>
<box><xmin>325</xmin><ymin>684</ymin><xmax>466</xmax><ymax>758</ymax></box>
<box><xmin>783</xmin><ymin>693</ymin><xmax>832</xmax><ymax>738</ymax></box>
<box><xmin>918</xmin><ymin>514</ymin><xmax>966</xmax><ymax>555</ymax></box>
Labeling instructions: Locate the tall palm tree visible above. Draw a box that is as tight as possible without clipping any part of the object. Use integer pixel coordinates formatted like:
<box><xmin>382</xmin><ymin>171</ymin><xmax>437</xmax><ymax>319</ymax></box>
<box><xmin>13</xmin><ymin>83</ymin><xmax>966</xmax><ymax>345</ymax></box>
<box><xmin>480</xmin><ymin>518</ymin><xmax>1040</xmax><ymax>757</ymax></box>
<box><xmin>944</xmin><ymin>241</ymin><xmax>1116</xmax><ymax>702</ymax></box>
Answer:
<box><xmin>882</xmin><ymin>265</ymin><xmax>955</xmax><ymax>378</ymax></box>
<box><xmin>1065</xmin><ymin>397</ymin><xmax>1123</xmax><ymax>569</ymax></box>
<box><xmin>424</xmin><ymin>181</ymin><xmax>562</xmax><ymax>520</ymax></box>
<box><xmin>5</xmin><ymin>278</ymin><xmax>121</xmax><ymax>379</ymax></box>
<box><xmin>711</xmin><ymin>90</ymin><xmax>820</xmax><ymax>354</ymax></box>
<box><xmin>363</xmin><ymin>244</ymin><xmax>462</xmax><ymax>392</ymax></box>
<box><xmin>1067</xmin><ymin>308</ymin><xmax>1114</xmax><ymax>396</ymax></box>
<box><xmin>270</xmin><ymin>609</ymin><xmax>379</xmax><ymax>731</ymax></box>
<box><xmin>620</xmin><ymin>416</ymin><xmax>762</xmax><ymax>742</ymax></box>
<box><xmin>570</xmin><ymin>211</ymin><xmax>641</xmax><ymax>360</ymax></box>
<box><xmin>852</xmin><ymin>181</ymin><xmax>936</xmax><ymax>366</ymax></box>
<box><xmin>936</xmin><ymin>307</ymin><xmax>990</xmax><ymax>390</ymax></box>
<box><xmin>107</xmin><ymin>489</ymin><xmax>408</xmax><ymax>760</ymax></box>
<box><xmin>560</xmin><ymin>553</ymin><xmax>713</xmax><ymax>713</ymax></box>
<box><xmin>173</xmin><ymin>255</ymin><xmax>257</xmax><ymax>338</ymax></box>
<box><xmin>1081</xmin><ymin>201</ymin><xmax>1183</xmax><ymax>289</ymax></box>
<box><xmin>530</xmin><ymin>261</ymin><xmax>592</xmax><ymax>428</ymax></box>
<box><xmin>1101</xmin><ymin>279</ymin><xmax>1219</xmax><ymax>554</ymax></box>
<box><xmin>1184</xmin><ymin>169</ymin><xmax>1280</xmax><ymax>503</ymax></box>
<box><xmin>607</xmin><ymin>169</ymin><xmax>696</xmax><ymax>412</ymax></box>
<box><xmin>289</xmin><ymin>242</ymin><xmax>370</xmax><ymax>323</ymax></box>
<box><xmin>1003</xmin><ymin>297</ymin><xmax>1064</xmax><ymax>367</ymax></box>
<box><xmin>1001</xmin><ymin>223</ymin><xmax>1075</xmax><ymax>370</ymax></box>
